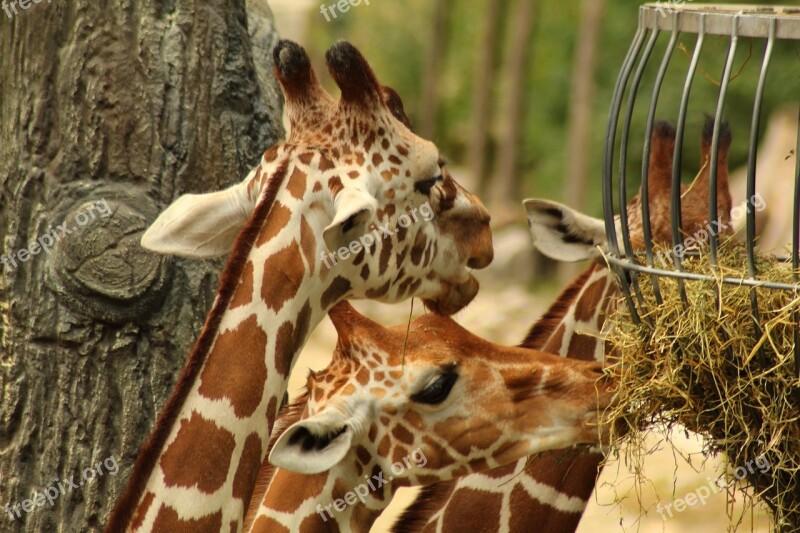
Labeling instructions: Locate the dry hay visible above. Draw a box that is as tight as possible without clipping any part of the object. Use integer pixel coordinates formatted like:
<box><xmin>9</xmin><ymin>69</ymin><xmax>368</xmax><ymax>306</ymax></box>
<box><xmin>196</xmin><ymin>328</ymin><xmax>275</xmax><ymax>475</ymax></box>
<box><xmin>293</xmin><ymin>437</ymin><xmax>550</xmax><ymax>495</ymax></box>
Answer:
<box><xmin>604</xmin><ymin>242</ymin><xmax>800</xmax><ymax>531</ymax></box>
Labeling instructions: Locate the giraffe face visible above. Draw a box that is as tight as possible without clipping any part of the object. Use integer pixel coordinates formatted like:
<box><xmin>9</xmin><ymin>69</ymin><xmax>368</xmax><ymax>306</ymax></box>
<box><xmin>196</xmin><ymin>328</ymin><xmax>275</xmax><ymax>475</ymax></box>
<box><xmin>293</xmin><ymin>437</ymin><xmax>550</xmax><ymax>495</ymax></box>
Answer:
<box><xmin>269</xmin><ymin>303</ymin><xmax>615</xmax><ymax>478</ymax></box>
<box><xmin>140</xmin><ymin>40</ymin><xmax>492</xmax><ymax>315</ymax></box>
<box><xmin>525</xmin><ymin>118</ymin><xmax>733</xmax><ymax>263</ymax></box>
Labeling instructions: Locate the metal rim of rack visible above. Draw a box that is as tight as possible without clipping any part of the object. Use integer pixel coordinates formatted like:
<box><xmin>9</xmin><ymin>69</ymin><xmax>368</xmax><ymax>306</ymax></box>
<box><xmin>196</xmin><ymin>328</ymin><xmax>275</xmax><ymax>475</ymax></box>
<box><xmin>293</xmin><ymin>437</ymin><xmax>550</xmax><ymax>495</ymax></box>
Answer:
<box><xmin>600</xmin><ymin>4</ymin><xmax>800</xmax><ymax>367</ymax></box>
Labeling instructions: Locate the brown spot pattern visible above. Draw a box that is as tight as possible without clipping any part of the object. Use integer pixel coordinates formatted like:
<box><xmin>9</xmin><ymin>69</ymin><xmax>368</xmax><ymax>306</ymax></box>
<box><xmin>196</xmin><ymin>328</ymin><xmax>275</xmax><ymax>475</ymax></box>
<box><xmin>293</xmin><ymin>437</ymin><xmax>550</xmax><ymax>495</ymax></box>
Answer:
<box><xmin>152</xmin><ymin>505</ymin><xmax>223</xmax><ymax>532</ymax></box>
<box><xmin>568</xmin><ymin>331</ymin><xmax>597</xmax><ymax>357</ymax></box>
<box><xmin>443</xmin><ymin>488</ymin><xmax>501</xmax><ymax>531</ymax></box>
<box><xmin>574</xmin><ymin>277</ymin><xmax>608</xmax><ymax>322</ymax></box>
<box><xmin>321</xmin><ymin>276</ymin><xmax>352</xmax><ymax>309</ymax></box>
<box><xmin>232</xmin><ymin>433</ymin><xmax>263</xmax><ymax>504</ymax></box>
<box><xmin>299</xmin><ymin>216</ymin><xmax>316</xmax><ymax>272</ymax></box>
<box><xmin>274</xmin><ymin>301</ymin><xmax>312</xmax><ymax>377</ymax></box>
<box><xmin>160</xmin><ymin>413</ymin><xmax>235</xmax><ymax>493</ymax></box>
<box><xmin>252</xmin><ymin>516</ymin><xmax>290</xmax><ymax>533</ymax></box>
<box><xmin>286</xmin><ymin>167</ymin><xmax>307</xmax><ymax>199</ymax></box>
<box><xmin>229</xmin><ymin>261</ymin><xmax>254</xmax><ymax>309</ymax></box>
<box><xmin>256</xmin><ymin>202</ymin><xmax>292</xmax><ymax>247</ymax></box>
<box><xmin>130</xmin><ymin>492</ymin><xmax>155</xmax><ymax>531</ymax></box>
<box><xmin>198</xmin><ymin>315</ymin><xmax>267</xmax><ymax>418</ymax></box>
<box><xmin>319</xmin><ymin>154</ymin><xmax>335</xmax><ymax>172</ymax></box>
<box><xmin>328</xmin><ymin>176</ymin><xmax>344</xmax><ymax>197</ymax></box>
<box><xmin>261</xmin><ymin>242</ymin><xmax>305</xmax><ymax>312</ymax></box>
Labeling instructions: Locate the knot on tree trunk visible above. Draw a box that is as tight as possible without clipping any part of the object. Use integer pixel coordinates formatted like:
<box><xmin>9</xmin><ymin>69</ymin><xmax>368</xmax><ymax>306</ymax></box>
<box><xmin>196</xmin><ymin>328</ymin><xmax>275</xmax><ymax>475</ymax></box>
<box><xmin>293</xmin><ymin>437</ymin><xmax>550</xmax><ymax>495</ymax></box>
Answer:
<box><xmin>47</xmin><ymin>187</ymin><xmax>171</xmax><ymax>323</ymax></box>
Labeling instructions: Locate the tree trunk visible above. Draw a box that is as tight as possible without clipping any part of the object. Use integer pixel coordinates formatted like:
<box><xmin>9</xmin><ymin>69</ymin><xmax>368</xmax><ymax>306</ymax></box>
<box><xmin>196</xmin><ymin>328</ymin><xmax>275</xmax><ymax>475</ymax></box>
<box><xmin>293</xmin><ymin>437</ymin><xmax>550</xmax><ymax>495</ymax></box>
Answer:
<box><xmin>492</xmin><ymin>0</ymin><xmax>537</xmax><ymax>212</ymax></box>
<box><xmin>470</xmin><ymin>0</ymin><xmax>506</xmax><ymax>197</ymax></box>
<box><xmin>0</xmin><ymin>2</ymin><xmax>282</xmax><ymax>532</ymax></box>
<box><xmin>564</xmin><ymin>0</ymin><xmax>606</xmax><ymax>210</ymax></box>
<box><xmin>560</xmin><ymin>0</ymin><xmax>606</xmax><ymax>281</ymax></box>
<box><xmin>418</xmin><ymin>0</ymin><xmax>450</xmax><ymax>140</ymax></box>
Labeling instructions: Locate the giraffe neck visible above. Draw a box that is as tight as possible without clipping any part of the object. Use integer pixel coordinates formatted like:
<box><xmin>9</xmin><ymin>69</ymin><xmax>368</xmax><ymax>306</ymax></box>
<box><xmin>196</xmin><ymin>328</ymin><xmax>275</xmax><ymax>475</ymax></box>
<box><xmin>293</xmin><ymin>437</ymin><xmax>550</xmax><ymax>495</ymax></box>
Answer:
<box><xmin>394</xmin><ymin>262</ymin><xmax>618</xmax><ymax>533</ymax></box>
<box><xmin>244</xmin><ymin>458</ymin><xmax>393</xmax><ymax>532</ymax></box>
<box><xmin>245</xmin><ymin>265</ymin><xmax>617</xmax><ymax>533</ymax></box>
<box><xmin>243</xmin><ymin>394</ymin><xmax>394</xmax><ymax>533</ymax></box>
<box><xmin>109</xmin><ymin>159</ymin><xmax>345</xmax><ymax>532</ymax></box>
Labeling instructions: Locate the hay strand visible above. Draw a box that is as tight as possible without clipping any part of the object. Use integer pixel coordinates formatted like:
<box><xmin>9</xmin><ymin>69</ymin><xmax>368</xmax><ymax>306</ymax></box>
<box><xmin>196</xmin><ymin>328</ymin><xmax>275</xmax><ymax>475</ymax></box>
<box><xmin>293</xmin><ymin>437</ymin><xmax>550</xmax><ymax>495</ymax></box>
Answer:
<box><xmin>605</xmin><ymin>243</ymin><xmax>800</xmax><ymax>531</ymax></box>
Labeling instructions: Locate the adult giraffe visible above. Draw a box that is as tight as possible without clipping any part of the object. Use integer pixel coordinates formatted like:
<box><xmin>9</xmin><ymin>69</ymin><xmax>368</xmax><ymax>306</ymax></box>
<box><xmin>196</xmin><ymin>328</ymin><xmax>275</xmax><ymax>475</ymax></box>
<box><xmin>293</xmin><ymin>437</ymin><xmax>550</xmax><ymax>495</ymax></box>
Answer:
<box><xmin>106</xmin><ymin>40</ymin><xmax>493</xmax><ymax>532</ymax></box>
<box><xmin>241</xmin><ymin>301</ymin><xmax>615</xmax><ymax>532</ymax></box>
<box><xmin>394</xmin><ymin>119</ymin><xmax>733</xmax><ymax>532</ymax></box>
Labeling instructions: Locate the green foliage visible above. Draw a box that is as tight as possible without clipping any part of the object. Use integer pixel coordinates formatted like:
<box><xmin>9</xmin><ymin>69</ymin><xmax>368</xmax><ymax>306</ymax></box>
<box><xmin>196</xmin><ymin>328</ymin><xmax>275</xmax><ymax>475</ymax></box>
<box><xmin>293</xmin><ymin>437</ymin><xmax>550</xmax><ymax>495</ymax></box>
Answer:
<box><xmin>305</xmin><ymin>0</ymin><xmax>799</xmax><ymax>217</ymax></box>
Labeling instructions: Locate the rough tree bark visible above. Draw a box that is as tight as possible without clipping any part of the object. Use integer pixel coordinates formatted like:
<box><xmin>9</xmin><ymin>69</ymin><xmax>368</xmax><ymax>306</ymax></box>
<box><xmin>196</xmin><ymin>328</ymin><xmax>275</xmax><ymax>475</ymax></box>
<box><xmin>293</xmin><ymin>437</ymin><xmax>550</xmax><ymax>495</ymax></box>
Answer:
<box><xmin>0</xmin><ymin>1</ymin><xmax>282</xmax><ymax>531</ymax></box>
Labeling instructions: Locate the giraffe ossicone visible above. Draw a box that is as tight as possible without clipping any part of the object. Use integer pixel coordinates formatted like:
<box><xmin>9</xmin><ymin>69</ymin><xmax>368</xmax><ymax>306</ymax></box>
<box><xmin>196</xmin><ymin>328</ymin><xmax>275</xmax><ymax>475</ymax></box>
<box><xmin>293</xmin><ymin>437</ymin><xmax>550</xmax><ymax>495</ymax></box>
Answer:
<box><xmin>243</xmin><ymin>301</ymin><xmax>616</xmax><ymax>532</ymax></box>
<box><xmin>107</xmin><ymin>39</ymin><xmax>493</xmax><ymax>533</ymax></box>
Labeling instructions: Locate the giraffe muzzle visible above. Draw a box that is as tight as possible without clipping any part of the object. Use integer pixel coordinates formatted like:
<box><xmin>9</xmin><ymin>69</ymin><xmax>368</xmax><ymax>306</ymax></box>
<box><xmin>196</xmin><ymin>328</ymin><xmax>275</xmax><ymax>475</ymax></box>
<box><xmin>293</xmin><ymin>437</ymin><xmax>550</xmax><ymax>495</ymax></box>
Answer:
<box><xmin>422</xmin><ymin>274</ymin><xmax>480</xmax><ymax>316</ymax></box>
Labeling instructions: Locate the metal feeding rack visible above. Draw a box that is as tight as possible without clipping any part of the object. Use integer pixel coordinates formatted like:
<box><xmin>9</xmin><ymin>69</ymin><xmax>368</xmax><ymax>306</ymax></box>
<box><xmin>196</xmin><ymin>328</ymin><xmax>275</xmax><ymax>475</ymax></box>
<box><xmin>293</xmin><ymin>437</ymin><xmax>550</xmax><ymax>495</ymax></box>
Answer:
<box><xmin>600</xmin><ymin>5</ymin><xmax>800</xmax><ymax>366</ymax></box>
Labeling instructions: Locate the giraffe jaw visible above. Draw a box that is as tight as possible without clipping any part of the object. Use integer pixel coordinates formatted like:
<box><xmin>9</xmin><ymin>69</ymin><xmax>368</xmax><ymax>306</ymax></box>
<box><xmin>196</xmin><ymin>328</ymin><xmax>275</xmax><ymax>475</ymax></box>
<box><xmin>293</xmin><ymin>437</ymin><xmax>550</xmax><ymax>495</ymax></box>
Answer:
<box><xmin>422</xmin><ymin>274</ymin><xmax>480</xmax><ymax>316</ymax></box>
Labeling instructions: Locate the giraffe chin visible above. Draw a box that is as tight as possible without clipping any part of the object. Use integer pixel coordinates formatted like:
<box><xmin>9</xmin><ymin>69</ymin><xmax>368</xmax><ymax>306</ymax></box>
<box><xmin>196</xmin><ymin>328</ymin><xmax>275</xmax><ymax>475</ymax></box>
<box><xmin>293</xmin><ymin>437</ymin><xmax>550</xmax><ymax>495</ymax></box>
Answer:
<box><xmin>422</xmin><ymin>275</ymin><xmax>480</xmax><ymax>316</ymax></box>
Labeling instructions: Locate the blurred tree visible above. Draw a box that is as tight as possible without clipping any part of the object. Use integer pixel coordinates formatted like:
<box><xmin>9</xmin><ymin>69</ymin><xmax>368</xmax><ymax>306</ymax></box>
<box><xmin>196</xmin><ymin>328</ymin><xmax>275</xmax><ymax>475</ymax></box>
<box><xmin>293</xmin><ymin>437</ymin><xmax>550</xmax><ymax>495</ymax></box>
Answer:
<box><xmin>471</xmin><ymin>0</ymin><xmax>508</xmax><ymax>197</ymax></box>
<box><xmin>564</xmin><ymin>0</ymin><xmax>607</xmax><ymax>212</ymax></box>
<box><xmin>0</xmin><ymin>2</ymin><xmax>282</xmax><ymax>531</ymax></box>
<box><xmin>419</xmin><ymin>0</ymin><xmax>452</xmax><ymax>139</ymax></box>
<box><xmin>494</xmin><ymin>0</ymin><xmax>538</xmax><ymax>211</ymax></box>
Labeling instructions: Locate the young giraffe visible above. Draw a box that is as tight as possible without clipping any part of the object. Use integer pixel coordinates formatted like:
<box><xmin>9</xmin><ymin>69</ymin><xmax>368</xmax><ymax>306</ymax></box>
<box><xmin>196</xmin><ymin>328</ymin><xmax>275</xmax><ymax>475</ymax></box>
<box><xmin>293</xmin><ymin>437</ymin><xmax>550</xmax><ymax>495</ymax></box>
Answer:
<box><xmin>241</xmin><ymin>301</ymin><xmax>616</xmax><ymax>532</ymax></box>
<box><xmin>106</xmin><ymin>40</ymin><xmax>493</xmax><ymax>532</ymax></box>
<box><xmin>394</xmin><ymin>118</ymin><xmax>734</xmax><ymax>532</ymax></box>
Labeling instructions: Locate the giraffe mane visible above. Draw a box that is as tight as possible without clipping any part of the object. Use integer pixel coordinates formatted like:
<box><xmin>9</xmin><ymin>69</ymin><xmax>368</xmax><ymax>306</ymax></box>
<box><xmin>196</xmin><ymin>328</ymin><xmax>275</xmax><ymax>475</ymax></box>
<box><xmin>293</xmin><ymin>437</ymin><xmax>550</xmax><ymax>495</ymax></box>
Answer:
<box><xmin>519</xmin><ymin>264</ymin><xmax>598</xmax><ymax>349</ymax></box>
<box><xmin>106</xmin><ymin>160</ymin><xmax>290</xmax><ymax>532</ymax></box>
<box><xmin>242</xmin><ymin>388</ymin><xmax>311</xmax><ymax>531</ymax></box>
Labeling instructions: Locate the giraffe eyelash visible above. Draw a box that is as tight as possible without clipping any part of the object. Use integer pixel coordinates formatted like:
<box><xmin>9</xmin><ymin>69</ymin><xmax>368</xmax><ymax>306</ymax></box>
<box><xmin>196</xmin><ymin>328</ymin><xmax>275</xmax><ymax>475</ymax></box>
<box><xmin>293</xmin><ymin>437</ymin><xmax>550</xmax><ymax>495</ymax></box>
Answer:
<box><xmin>410</xmin><ymin>371</ymin><xmax>459</xmax><ymax>405</ymax></box>
<box><xmin>414</xmin><ymin>175</ymin><xmax>444</xmax><ymax>196</ymax></box>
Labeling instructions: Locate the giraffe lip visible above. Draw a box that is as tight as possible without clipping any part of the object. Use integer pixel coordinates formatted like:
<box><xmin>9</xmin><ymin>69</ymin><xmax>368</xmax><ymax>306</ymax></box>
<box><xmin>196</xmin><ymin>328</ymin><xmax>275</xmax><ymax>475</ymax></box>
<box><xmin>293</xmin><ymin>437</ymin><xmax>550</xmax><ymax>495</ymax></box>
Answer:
<box><xmin>422</xmin><ymin>275</ymin><xmax>480</xmax><ymax>315</ymax></box>
<box><xmin>467</xmin><ymin>251</ymin><xmax>493</xmax><ymax>269</ymax></box>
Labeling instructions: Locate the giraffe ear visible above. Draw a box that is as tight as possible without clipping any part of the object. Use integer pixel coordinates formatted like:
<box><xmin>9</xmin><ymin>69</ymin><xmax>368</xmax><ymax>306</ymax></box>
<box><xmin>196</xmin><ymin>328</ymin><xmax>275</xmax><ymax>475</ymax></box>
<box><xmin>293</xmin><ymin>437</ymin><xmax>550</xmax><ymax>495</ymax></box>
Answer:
<box><xmin>141</xmin><ymin>182</ymin><xmax>253</xmax><ymax>258</ymax></box>
<box><xmin>523</xmin><ymin>199</ymin><xmax>609</xmax><ymax>263</ymax></box>
<box><xmin>323</xmin><ymin>189</ymin><xmax>377</xmax><ymax>252</ymax></box>
<box><xmin>269</xmin><ymin>412</ymin><xmax>354</xmax><ymax>474</ymax></box>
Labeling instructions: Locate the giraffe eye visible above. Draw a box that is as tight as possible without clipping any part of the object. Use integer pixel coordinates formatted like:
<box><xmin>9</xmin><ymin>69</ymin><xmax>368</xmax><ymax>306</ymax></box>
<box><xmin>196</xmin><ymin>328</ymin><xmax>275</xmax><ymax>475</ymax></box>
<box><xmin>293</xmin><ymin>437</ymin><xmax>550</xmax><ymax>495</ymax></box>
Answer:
<box><xmin>414</xmin><ymin>175</ymin><xmax>443</xmax><ymax>196</ymax></box>
<box><xmin>411</xmin><ymin>371</ymin><xmax>458</xmax><ymax>405</ymax></box>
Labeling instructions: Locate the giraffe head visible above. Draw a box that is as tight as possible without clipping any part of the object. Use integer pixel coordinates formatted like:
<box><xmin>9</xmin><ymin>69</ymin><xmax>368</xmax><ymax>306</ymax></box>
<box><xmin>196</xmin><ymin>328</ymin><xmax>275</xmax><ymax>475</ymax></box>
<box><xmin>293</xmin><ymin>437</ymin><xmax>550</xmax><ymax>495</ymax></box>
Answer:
<box><xmin>140</xmin><ymin>40</ymin><xmax>492</xmax><ymax>315</ymax></box>
<box><xmin>268</xmin><ymin>302</ymin><xmax>615</xmax><ymax>481</ymax></box>
<box><xmin>524</xmin><ymin>118</ymin><xmax>733</xmax><ymax>262</ymax></box>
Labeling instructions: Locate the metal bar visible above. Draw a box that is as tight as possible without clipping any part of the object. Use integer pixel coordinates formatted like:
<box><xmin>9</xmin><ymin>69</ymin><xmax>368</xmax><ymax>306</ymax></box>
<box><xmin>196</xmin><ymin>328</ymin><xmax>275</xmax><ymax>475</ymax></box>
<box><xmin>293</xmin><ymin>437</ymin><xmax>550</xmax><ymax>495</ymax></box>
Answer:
<box><xmin>640</xmin><ymin>4</ymin><xmax>800</xmax><ymax>40</ymax></box>
<box><xmin>641</xmin><ymin>14</ymin><xmax>680</xmax><ymax>305</ymax></box>
<box><xmin>745</xmin><ymin>19</ymin><xmax>776</xmax><ymax>361</ymax></box>
<box><xmin>794</xmin><ymin>106</ymin><xmax>800</xmax><ymax>375</ymax></box>
<box><xmin>619</xmin><ymin>27</ymin><xmax>662</xmax><ymax>322</ymax></box>
<box><xmin>671</xmin><ymin>16</ymin><xmax>706</xmax><ymax>304</ymax></box>
<box><xmin>605</xmin><ymin>255</ymin><xmax>800</xmax><ymax>292</ymax></box>
<box><xmin>602</xmin><ymin>24</ymin><xmax>648</xmax><ymax>325</ymax></box>
<box><xmin>708</xmin><ymin>16</ymin><xmax>739</xmax><ymax>267</ymax></box>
